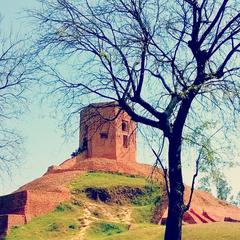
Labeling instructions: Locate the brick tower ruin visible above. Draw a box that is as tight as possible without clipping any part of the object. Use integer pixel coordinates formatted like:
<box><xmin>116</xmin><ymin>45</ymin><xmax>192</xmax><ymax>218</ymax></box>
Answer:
<box><xmin>78</xmin><ymin>102</ymin><xmax>136</xmax><ymax>163</ymax></box>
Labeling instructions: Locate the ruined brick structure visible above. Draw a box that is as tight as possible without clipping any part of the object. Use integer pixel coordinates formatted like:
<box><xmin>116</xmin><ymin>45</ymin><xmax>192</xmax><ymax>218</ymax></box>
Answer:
<box><xmin>78</xmin><ymin>102</ymin><xmax>136</xmax><ymax>163</ymax></box>
<box><xmin>46</xmin><ymin>102</ymin><xmax>145</xmax><ymax>175</ymax></box>
<box><xmin>0</xmin><ymin>101</ymin><xmax>240</xmax><ymax>238</ymax></box>
<box><xmin>0</xmin><ymin>171</ymin><xmax>74</xmax><ymax>238</ymax></box>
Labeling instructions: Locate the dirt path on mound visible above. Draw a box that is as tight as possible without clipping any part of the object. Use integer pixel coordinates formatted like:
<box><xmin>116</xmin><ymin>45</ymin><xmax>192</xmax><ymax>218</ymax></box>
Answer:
<box><xmin>72</xmin><ymin>206</ymin><xmax>94</xmax><ymax>240</ymax></box>
<box><xmin>71</xmin><ymin>202</ymin><xmax>132</xmax><ymax>240</ymax></box>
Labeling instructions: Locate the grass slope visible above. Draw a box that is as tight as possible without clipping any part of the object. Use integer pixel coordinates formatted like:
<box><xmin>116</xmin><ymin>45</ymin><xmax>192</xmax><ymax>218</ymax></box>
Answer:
<box><xmin>69</xmin><ymin>172</ymin><xmax>148</xmax><ymax>189</ymax></box>
<box><xmin>6</xmin><ymin>203</ymin><xmax>83</xmax><ymax>240</ymax></box>
<box><xmin>5</xmin><ymin>172</ymin><xmax>240</xmax><ymax>240</ymax></box>
<box><xmin>85</xmin><ymin>222</ymin><xmax>129</xmax><ymax>240</ymax></box>
<box><xmin>87</xmin><ymin>223</ymin><xmax>240</xmax><ymax>240</ymax></box>
<box><xmin>6</xmin><ymin>172</ymin><xmax>163</xmax><ymax>240</ymax></box>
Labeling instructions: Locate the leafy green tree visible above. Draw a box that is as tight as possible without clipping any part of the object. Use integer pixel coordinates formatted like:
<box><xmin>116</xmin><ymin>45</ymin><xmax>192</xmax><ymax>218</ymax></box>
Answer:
<box><xmin>230</xmin><ymin>191</ymin><xmax>240</xmax><ymax>207</ymax></box>
<box><xmin>198</xmin><ymin>176</ymin><xmax>211</xmax><ymax>193</ymax></box>
<box><xmin>215</xmin><ymin>176</ymin><xmax>232</xmax><ymax>201</ymax></box>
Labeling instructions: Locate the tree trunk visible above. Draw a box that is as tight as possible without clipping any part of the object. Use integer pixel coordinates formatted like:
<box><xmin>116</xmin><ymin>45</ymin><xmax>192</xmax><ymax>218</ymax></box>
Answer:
<box><xmin>164</xmin><ymin>196</ymin><xmax>184</xmax><ymax>240</ymax></box>
<box><xmin>164</xmin><ymin>134</ymin><xmax>185</xmax><ymax>240</ymax></box>
<box><xmin>164</xmin><ymin>97</ymin><xmax>195</xmax><ymax>240</ymax></box>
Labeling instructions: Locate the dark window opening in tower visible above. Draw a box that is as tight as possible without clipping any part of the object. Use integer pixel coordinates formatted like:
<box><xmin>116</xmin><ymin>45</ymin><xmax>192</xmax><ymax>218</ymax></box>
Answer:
<box><xmin>100</xmin><ymin>132</ymin><xmax>108</xmax><ymax>139</ymax></box>
<box><xmin>122</xmin><ymin>120</ymin><xmax>129</xmax><ymax>132</ymax></box>
<box><xmin>123</xmin><ymin>135</ymin><xmax>129</xmax><ymax>148</ymax></box>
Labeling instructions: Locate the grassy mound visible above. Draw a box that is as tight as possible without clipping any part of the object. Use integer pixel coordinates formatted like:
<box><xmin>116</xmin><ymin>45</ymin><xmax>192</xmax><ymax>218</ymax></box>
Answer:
<box><xmin>6</xmin><ymin>172</ymin><xmax>164</xmax><ymax>240</ymax></box>
<box><xmin>5</xmin><ymin>172</ymin><xmax>240</xmax><ymax>240</ymax></box>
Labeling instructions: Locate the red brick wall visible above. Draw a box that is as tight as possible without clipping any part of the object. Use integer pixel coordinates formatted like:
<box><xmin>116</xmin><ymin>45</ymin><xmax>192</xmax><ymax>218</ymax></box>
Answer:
<box><xmin>55</xmin><ymin>157</ymin><xmax>164</xmax><ymax>183</ymax></box>
<box><xmin>0</xmin><ymin>189</ymin><xmax>71</xmax><ymax>236</ymax></box>
<box><xmin>80</xmin><ymin>103</ymin><xmax>117</xmax><ymax>160</ymax></box>
<box><xmin>25</xmin><ymin>191</ymin><xmax>70</xmax><ymax>220</ymax></box>
<box><xmin>0</xmin><ymin>214</ymin><xmax>26</xmax><ymax>237</ymax></box>
<box><xmin>79</xmin><ymin>102</ymin><xmax>136</xmax><ymax>164</ymax></box>
<box><xmin>115</xmin><ymin>110</ymin><xmax>136</xmax><ymax>163</ymax></box>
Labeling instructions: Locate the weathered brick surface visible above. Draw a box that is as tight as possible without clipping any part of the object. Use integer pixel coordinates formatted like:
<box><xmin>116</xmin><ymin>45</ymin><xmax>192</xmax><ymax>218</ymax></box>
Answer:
<box><xmin>49</xmin><ymin>157</ymin><xmax>164</xmax><ymax>182</ymax></box>
<box><xmin>0</xmin><ymin>190</ymin><xmax>70</xmax><ymax>222</ymax></box>
<box><xmin>0</xmin><ymin>171</ymin><xmax>84</xmax><ymax>237</ymax></box>
<box><xmin>158</xmin><ymin>187</ymin><xmax>240</xmax><ymax>225</ymax></box>
<box><xmin>79</xmin><ymin>102</ymin><xmax>136</xmax><ymax>163</ymax></box>
<box><xmin>25</xmin><ymin>190</ymin><xmax>70</xmax><ymax>221</ymax></box>
<box><xmin>7</xmin><ymin>214</ymin><xmax>26</xmax><ymax>228</ymax></box>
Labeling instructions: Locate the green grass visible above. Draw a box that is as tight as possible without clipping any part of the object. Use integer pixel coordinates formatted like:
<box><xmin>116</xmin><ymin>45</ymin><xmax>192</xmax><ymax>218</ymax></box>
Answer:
<box><xmin>131</xmin><ymin>205</ymin><xmax>153</xmax><ymax>223</ymax></box>
<box><xmin>131</xmin><ymin>184</ymin><xmax>163</xmax><ymax>206</ymax></box>
<box><xmin>5</xmin><ymin>202</ymin><xmax>83</xmax><ymax>240</ymax></box>
<box><xmin>70</xmin><ymin>172</ymin><xmax>164</xmax><ymax>222</ymax></box>
<box><xmin>85</xmin><ymin>222</ymin><xmax>129</xmax><ymax>240</ymax></box>
<box><xmin>130</xmin><ymin>184</ymin><xmax>164</xmax><ymax>224</ymax></box>
<box><xmin>69</xmin><ymin>172</ymin><xmax>149</xmax><ymax>190</ymax></box>
<box><xmin>92</xmin><ymin>224</ymin><xmax>164</xmax><ymax>240</ymax></box>
<box><xmin>183</xmin><ymin>223</ymin><xmax>240</xmax><ymax>240</ymax></box>
<box><xmin>85</xmin><ymin>223</ymin><xmax>240</xmax><ymax>240</ymax></box>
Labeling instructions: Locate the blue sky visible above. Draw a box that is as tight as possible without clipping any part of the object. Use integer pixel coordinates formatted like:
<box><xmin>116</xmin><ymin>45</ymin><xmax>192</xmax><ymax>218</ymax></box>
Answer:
<box><xmin>0</xmin><ymin>0</ymin><xmax>79</xmax><ymax>194</ymax></box>
<box><xmin>0</xmin><ymin>0</ymin><xmax>239</xmax><ymax>197</ymax></box>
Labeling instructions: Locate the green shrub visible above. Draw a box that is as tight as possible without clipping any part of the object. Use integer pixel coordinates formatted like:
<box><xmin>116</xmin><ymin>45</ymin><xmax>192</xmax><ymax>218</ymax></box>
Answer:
<box><xmin>47</xmin><ymin>223</ymin><xmax>59</xmax><ymax>232</ymax></box>
<box><xmin>100</xmin><ymin>223</ymin><xmax>123</xmax><ymax>235</ymax></box>
<box><xmin>86</xmin><ymin>222</ymin><xmax>129</xmax><ymax>239</ymax></box>
<box><xmin>55</xmin><ymin>203</ymin><xmax>73</xmax><ymax>212</ymax></box>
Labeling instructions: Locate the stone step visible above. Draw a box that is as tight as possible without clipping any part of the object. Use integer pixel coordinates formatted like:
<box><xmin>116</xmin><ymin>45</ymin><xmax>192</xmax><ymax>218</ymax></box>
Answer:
<box><xmin>202</xmin><ymin>211</ymin><xmax>217</xmax><ymax>222</ymax></box>
<box><xmin>160</xmin><ymin>208</ymin><xmax>215</xmax><ymax>225</ymax></box>
<box><xmin>188</xmin><ymin>209</ymin><xmax>209</xmax><ymax>223</ymax></box>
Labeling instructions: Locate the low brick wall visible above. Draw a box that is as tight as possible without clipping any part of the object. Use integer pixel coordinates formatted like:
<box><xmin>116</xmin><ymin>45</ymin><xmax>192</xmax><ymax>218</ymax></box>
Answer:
<box><xmin>0</xmin><ymin>190</ymin><xmax>71</xmax><ymax>237</ymax></box>
<box><xmin>25</xmin><ymin>190</ymin><xmax>70</xmax><ymax>220</ymax></box>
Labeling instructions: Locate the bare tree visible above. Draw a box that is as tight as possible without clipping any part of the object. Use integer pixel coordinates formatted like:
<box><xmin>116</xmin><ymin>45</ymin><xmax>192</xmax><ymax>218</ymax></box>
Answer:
<box><xmin>31</xmin><ymin>0</ymin><xmax>240</xmax><ymax>239</ymax></box>
<box><xmin>0</xmin><ymin>18</ymin><xmax>33</xmax><ymax>176</ymax></box>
